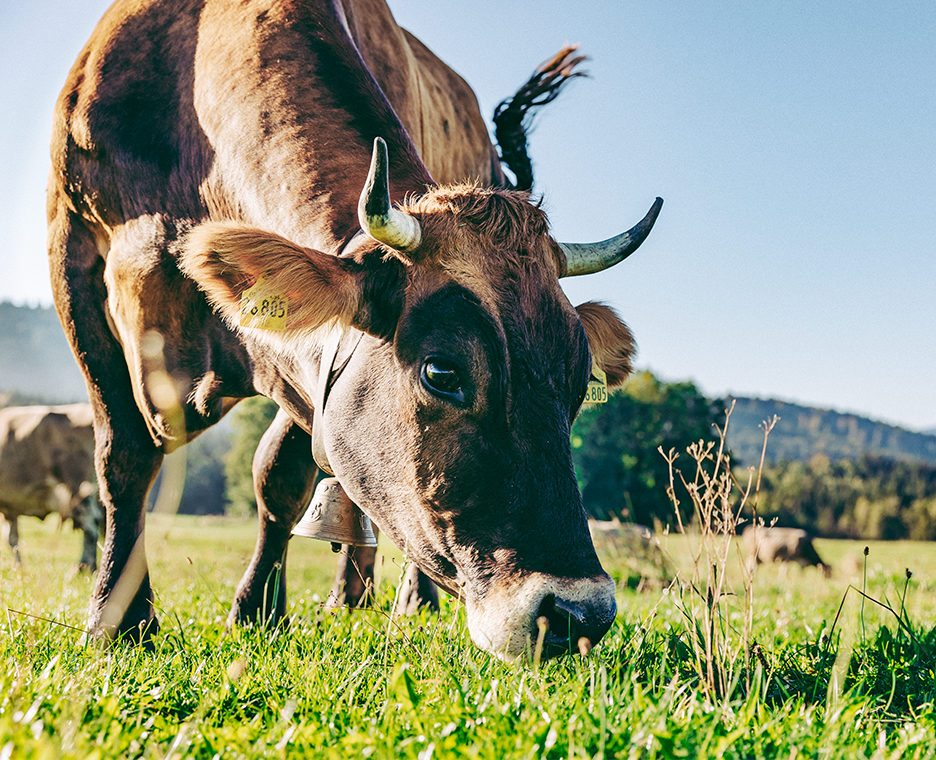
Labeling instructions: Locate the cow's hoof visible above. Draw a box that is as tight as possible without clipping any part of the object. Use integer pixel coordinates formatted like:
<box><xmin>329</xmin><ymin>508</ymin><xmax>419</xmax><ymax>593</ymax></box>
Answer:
<box><xmin>226</xmin><ymin>605</ymin><xmax>289</xmax><ymax>632</ymax></box>
<box><xmin>82</xmin><ymin>617</ymin><xmax>159</xmax><ymax>649</ymax></box>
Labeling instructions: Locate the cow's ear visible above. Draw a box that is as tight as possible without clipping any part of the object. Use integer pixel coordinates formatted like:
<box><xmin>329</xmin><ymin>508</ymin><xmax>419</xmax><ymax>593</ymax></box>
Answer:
<box><xmin>575</xmin><ymin>301</ymin><xmax>635</xmax><ymax>389</ymax></box>
<box><xmin>181</xmin><ymin>222</ymin><xmax>368</xmax><ymax>334</ymax></box>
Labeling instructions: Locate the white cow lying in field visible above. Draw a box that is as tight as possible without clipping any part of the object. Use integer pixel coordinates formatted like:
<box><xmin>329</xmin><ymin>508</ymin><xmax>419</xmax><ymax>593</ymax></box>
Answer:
<box><xmin>0</xmin><ymin>404</ymin><xmax>100</xmax><ymax>570</ymax></box>
<box><xmin>588</xmin><ymin>517</ymin><xmax>653</xmax><ymax>542</ymax></box>
<box><xmin>742</xmin><ymin>525</ymin><xmax>831</xmax><ymax>577</ymax></box>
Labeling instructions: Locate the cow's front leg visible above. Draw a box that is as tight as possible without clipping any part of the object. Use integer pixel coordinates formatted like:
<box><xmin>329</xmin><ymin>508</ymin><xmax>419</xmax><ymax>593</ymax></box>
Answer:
<box><xmin>229</xmin><ymin>407</ymin><xmax>317</xmax><ymax>628</ymax></box>
<box><xmin>77</xmin><ymin>495</ymin><xmax>102</xmax><ymax>573</ymax></box>
<box><xmin>50</xmin><ymin>214</ymin><xmax>165</xmax><ymax>643</ymax></box>
<box><xmin>89</xmin><ymin>423</ymin><xmax>163</xmax><ymax>643</ymax></box>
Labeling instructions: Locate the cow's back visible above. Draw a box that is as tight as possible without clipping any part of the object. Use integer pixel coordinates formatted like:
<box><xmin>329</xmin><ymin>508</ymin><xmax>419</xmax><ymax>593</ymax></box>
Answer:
<box><xmin>50</xmin><ymin>0</ymin><xmax>500</xmax><ymax>240</ymax></box>
<box><xmin>49</xmin><ymin>0</ymin><xmax>208</xmax><ymax>226</ymax></box>
<box><xmin>342</xmin><ymin>0</ymin><xmax>503</xmax><ymax>185</ymax></box>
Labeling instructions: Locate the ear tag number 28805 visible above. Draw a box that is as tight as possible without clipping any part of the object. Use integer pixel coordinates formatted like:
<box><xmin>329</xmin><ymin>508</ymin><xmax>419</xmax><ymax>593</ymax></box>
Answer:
<box><xmin>584</xmin><ymin>361</ymin><xmax>607</xmax><ymax>404</ymax></box>
<box><xmin>239</xmin><ymin>277</ymin><xmax>288</xmax><ymax>331</ymax></box>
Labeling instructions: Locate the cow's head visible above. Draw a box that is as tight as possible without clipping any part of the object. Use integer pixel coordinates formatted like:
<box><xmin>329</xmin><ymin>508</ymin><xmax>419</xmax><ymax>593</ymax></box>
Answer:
<box><xmin>181</xmin><ymin>138</ymin><xmax>661</xmax><ymax>661</ymax></box>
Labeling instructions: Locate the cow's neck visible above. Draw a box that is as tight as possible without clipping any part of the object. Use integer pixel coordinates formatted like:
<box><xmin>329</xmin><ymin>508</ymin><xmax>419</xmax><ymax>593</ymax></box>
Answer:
<box><xmin>195</xmin><ymin>0</ymin><xmax>433</xmax><ymax>253</ymax></box>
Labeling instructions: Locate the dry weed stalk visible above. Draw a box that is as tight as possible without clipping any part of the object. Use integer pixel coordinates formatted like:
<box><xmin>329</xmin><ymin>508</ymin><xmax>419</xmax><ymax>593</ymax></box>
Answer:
<box><xmin>660</xmin><ymin>403</ymin><xmax>779</xmax><ymax>703</ymax></box>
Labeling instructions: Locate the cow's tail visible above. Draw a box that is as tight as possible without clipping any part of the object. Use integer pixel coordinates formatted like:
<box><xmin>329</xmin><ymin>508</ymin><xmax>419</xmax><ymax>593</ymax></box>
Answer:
<box><xmin>493</xmin><ymin>45</ymin><xmax>587</xmax><ymax>192</ymax></box>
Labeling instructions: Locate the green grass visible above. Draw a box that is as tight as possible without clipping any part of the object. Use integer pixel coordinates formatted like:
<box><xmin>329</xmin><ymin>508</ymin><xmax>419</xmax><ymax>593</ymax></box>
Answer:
<box><xmin>2</xmin><ymin>515</ymin><xmax>936</xmax><ymax>758</ymax></box>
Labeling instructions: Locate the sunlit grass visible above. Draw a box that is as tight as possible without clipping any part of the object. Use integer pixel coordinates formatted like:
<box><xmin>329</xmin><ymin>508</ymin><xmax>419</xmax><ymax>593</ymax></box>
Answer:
<box><xmin>2</xmin><ymin>514</ymin><xmax>936</xmax><ymax>758</ymax></box>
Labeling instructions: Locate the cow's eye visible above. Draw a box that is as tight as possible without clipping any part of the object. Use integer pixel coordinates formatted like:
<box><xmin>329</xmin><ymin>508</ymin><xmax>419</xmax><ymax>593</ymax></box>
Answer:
<box><xmin>421</xmin><ymin>357</ymin><xmax>465</xmax><ymax>404</ymax></box>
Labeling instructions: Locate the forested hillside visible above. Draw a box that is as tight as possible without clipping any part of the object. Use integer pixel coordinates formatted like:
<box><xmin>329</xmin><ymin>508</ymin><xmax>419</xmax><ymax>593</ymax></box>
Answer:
<box><xmin>570</xmin><ymin>379</ymin><xmax>936</xmax><ymax>540</ymax></box>
<box><xmin>0</xmin><ymin>302</ymin><xmax>87</xmax><ymax>402</ymax></box>
<box><xmin>750</xmin><ymin>456</ymin><xmax>936</xmax><ymax>540</ymax></box>
<box><xmin>726</xmin><ymin>396</ymin><xmax>936</xmax><ymax>466</ymax></box>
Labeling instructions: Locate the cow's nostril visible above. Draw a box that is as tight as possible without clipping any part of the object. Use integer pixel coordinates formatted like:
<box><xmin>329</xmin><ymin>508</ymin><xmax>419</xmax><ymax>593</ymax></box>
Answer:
<box><xmin>534</xmin><ymin>592</ymin><xmax>615</xmax><ymax>659</ymax></box>
<box><xmin>535</xmin><ymin>594</ymin><xmax>576</xmax><ymax>651</ymax></box>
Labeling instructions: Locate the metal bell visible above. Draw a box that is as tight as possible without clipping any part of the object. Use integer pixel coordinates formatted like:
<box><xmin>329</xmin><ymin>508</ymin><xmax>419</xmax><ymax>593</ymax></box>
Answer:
<box><xmin>291</xmin><ymin>477</ymin><xmax>378</xmax><ymax>547</ymax></box>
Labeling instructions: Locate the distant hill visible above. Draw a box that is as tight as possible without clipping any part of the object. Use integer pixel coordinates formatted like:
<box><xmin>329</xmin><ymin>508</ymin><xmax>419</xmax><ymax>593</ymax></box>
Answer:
<box><xmin>0</xmin><ymin>302</ymin><xmax>87</xmax><ymax>404</ymax></box>
<box><xmin>726</xmin><ymin>396</ymin><xmax>936</xmax><ymax>467</ymax></box>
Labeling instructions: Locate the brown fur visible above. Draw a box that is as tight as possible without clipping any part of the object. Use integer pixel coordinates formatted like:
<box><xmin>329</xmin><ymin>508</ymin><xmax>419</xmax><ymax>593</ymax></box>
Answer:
<box><xmin>403</xmin><ymin>184</ymin><xmax>552</xmax><ymax>266</ymax></box>
<box><xmin>181</xmin><ymin>223</ymin><xmax>365</xmax><ymax>334</ymax></box>
<box><xmin>575</xmin><ymin>302</ymin><xmax>636</xmax><ymax>388</ymax></box>
<box><xmin>48</xmin><ymin>0</ymin><xmax>651</xmax><ymax>657</ymax></box>
<box><xmin>397</xmin><ymin>184</ymin><xmax>558</xmax><ymax>314</ymax></box>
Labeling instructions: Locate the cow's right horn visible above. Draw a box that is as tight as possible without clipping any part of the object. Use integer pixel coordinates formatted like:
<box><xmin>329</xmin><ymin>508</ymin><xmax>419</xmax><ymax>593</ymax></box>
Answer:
<box><xmin>558</xmin><ymin>197</ymin><xmax>663</xmax><ymax>277</ymax></box>
<box><xmin>358</xmin><ymin>137</ymin><xmax>422</xmax><ymax>252</ymax></box>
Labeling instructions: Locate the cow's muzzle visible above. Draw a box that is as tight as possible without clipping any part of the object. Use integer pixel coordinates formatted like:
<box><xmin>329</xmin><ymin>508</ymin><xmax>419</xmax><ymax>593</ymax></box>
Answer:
<box><xmin>464</xmin><ymin>572</ymin><xmax>617</xmax><ymax>662</ymax></box>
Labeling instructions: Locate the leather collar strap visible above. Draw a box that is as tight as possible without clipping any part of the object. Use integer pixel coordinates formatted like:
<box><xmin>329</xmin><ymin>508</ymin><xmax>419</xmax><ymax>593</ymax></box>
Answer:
<box><xmin>311</xmin><ymin>327</ymin><xmax>364</xmax><ymax>475</ymax></box>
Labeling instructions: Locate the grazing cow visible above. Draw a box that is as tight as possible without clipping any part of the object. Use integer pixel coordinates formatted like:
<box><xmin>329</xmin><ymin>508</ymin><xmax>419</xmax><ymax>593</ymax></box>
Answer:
<box><xmin>0</xmin><ymin>404</ymin><xmax>100</xmax><ymax>571</ymax></box>
<box><xmin>49</xmin><ymin>0</ymin><xmax>662</xmax><ymax>660</ymax></box>
<box><xmin>742</xmin><ymin>525</ymin><xmax>831</xmax><ymax>577</ymax></box>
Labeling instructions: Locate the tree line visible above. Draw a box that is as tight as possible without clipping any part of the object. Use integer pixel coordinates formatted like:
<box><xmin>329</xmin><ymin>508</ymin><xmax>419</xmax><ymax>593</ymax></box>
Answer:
<box><xmin>569</xmin><ymin>372</ymin><xmax>936</xmax><ymax>541</ymax></box>
<box><xmin>750</xmin><ymin>455</ymin><xmax>936</xmax><ymax>541</ymax></box>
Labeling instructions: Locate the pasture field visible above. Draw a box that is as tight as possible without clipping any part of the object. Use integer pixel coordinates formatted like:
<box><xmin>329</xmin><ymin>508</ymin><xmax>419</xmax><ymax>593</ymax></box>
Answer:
<box><xmin>2</xmin><ymin>514</ymin><xmax>935</xmax><ymax>759</ymax></box>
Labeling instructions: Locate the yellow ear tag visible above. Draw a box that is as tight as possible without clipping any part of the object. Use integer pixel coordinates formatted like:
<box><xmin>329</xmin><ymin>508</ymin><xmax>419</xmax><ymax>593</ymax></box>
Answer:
<box><xmin>584</xmin><ymin>361</ymin><xmax>608</xmax><ymax>404</ymax></box>
<box><xmin>239</xmin><ymin>276</ymin><xmax>288</xmax><ymax>331</ymax></box>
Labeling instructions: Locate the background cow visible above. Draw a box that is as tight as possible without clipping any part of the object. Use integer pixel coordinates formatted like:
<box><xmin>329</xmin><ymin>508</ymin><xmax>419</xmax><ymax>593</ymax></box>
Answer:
<box><xmin>49</xmin><ymin>0</ymin><xmax>660</xmax><ymax>660</ymax></box>
<box><xmin>742</xmin><ymin>525</ymin><xmax>832</xmax><ymax>577</ymax></box>
<box><xmin>0</xmin><ymin>403</ymin><xmax>100</xmax><ymax>571</ymax></box>
<box><xmin>588</xmin><ymin>518</ymin><xmax>653</xmax><ymax>544</ymax></box>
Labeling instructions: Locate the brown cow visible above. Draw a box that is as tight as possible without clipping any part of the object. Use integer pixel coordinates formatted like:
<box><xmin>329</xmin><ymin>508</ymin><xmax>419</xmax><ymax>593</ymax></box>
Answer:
<box><xmin>742</xmin><ymin>525</ymin><xmax>832</xmax><ymax>577</ymax></box>
<box><xmin>0</xmin><ymin>404</ymin><xmax>100</xmax><ymax>571</ymax></box>
<box><xmin>49</xmin><ymin>0</ymin><xmax>661</xmax><ymax>660</ymax></box>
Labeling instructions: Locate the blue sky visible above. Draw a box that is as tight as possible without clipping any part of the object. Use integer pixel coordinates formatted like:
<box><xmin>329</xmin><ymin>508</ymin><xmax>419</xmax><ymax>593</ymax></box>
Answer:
<box><xmin>1</xmin><ymin>1</ymin><xmax>934</xmax><ymax>432</ymax></box>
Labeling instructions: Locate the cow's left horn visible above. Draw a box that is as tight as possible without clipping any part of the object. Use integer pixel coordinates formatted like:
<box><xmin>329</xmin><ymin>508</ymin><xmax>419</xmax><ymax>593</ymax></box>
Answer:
<box><xmin>358</xmin><ymin>137</ymin><xmax>422</xmax><ymax>252</ymax></box>
<box><xmin>558</xmin><ymin>197</ymin><xmax>663</xmax><ymax>277</ymax></box>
